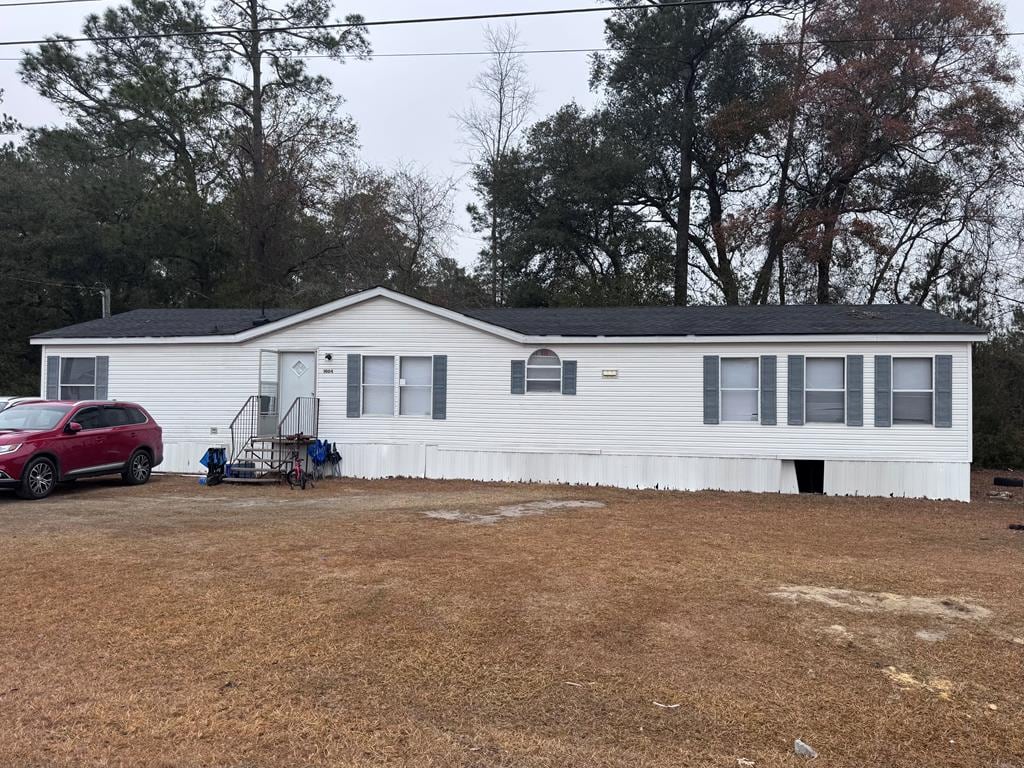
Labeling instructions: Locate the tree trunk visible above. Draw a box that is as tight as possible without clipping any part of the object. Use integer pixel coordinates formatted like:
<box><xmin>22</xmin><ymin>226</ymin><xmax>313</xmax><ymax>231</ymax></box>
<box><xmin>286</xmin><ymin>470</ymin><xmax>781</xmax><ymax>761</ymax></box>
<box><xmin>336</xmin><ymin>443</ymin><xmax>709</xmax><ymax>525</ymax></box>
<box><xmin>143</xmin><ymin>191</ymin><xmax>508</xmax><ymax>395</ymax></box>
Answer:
<box><xmin>754</xmin><ymin>0</ymin><xmax>809</xmax><ymax>305</ymax></box>
<box><xmin>675</xmin><ymin>71</ymin><xmax>696</xmax><ymax>307</ymax></box>
<box><xmin>248</xmin><ymin>0</ymin><xmax>266</xmax><ymax>307</ymax></box>
<box><xmin>816</xmin><ymin>184</ymin><xmax>848</xmax><ymax>304</ymax></box>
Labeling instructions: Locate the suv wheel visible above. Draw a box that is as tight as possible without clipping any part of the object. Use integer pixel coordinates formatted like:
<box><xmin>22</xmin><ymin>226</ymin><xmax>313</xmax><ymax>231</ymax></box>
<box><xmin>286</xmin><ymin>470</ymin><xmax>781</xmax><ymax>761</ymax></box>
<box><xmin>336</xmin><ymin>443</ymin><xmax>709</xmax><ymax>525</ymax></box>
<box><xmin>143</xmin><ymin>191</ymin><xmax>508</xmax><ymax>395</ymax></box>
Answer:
<box><xmin>123</xmin><ymin>450</ymin><xmax>152</xmax><ymax>486</ymax></box>
<box><xmin>18</xmin><ymin>457</ymin><xmax>57</xmax><ymax>500</ymax></box>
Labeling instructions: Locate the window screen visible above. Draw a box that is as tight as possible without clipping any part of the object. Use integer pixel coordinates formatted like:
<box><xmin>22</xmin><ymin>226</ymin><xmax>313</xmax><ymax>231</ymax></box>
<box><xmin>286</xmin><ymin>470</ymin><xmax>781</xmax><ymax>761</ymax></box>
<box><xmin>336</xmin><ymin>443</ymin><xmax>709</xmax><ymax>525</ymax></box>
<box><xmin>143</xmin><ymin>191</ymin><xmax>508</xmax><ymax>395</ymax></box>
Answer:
<box><xmin>362</xmin><ymin>356</ymin><xmax>395</xmax><ymax>416</ymax></box>
<box><xmin>399</xmin><ymin>357</ymin><xmax>432</xmax><ymax>416</ymax></box>
<box><xmin>805</xmin><ymin>358</ymin><xmax>845</xmax><ymax>423</ymax></box>
<box><xmin>526</xmin><ymin>349</ymin><xmax>562</xmax><ymax>393</ymax></box>
<box><xmin>893</xmin><ymin>358</ymin><xmax>933</xmax><ymax>425</ymax></box>
<box><xmin>60</xmin><ymin>357</ymin><xmax>96</xmax><ymax>401</ymax></box>
<box><xmin>720</xmin><ymin>358</ymin><xmax>758</xmax><ymax>422</ymax></box>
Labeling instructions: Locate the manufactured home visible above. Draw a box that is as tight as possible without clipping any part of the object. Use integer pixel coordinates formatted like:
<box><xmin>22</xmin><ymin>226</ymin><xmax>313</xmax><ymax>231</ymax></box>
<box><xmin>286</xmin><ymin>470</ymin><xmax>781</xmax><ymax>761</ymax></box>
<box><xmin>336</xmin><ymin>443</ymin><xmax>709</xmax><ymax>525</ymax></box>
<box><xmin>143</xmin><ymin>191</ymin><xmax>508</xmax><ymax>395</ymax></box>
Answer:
<box><xmin>31</xmin><ymin>287</ymin><xmax>985</xmax><ymax>501</ymax></box>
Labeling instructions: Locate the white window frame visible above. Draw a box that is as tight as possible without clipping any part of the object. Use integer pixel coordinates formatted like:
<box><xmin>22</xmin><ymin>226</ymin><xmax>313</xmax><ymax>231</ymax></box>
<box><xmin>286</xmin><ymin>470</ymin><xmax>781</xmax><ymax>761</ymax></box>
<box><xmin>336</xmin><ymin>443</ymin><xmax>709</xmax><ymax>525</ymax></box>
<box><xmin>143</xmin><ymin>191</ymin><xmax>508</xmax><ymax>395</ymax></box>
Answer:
<box><xmin>361</xmin><ymin>355</ymin><xmax>435</xmax><ymax>418</ymax></box>
<box><xmin>59</xmin><ymin>356</ymin><xmax>97</xmax><ymax>401</ymax></box>
<box><xmin>361</xmin><ymin>356</ymin><xmax>397</xmax><ymax>417</ymax></box>
<box><xmin>892</xmin><ymin>356</ymin><xmax>934</xmax><ymax>426</ymax></box>
<box><xmin>719</xmin><ymin>357</ymin><xmax>760</xmax><ymax>423</ymax></box>
<box><xmin>526</xmin><ymin>349</ymin><xmax>563</xmax><ymax>394</ymax></box>
<box><xmin>804</xmin><ymin>357</ymin><xmax>846</xmax><ymax>424</ymax></box>
<box><xmin>398</xmin><ymin>356</ymin><xmax>434</xmax><ymax>418</ymax></box>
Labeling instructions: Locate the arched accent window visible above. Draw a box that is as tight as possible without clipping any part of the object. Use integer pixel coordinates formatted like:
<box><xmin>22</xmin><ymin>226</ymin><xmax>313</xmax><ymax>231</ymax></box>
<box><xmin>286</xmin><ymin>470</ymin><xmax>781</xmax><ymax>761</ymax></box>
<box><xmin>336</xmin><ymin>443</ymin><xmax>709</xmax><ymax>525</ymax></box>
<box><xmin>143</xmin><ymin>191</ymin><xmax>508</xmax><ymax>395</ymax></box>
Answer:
<box><xmin>527</xmin><ymin>349</ymin><xmax>562</xmax><ymax>393</ymax></box>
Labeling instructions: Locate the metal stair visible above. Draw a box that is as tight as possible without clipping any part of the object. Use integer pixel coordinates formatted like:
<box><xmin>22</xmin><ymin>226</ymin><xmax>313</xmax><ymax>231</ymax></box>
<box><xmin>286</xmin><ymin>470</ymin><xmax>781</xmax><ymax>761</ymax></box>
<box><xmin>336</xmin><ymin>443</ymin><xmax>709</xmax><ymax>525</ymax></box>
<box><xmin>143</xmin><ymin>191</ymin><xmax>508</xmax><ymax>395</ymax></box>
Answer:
<box><xmin>224</xmin><ymin>395</ymin><xmax>320</xmax><ymax>484</ymax></box>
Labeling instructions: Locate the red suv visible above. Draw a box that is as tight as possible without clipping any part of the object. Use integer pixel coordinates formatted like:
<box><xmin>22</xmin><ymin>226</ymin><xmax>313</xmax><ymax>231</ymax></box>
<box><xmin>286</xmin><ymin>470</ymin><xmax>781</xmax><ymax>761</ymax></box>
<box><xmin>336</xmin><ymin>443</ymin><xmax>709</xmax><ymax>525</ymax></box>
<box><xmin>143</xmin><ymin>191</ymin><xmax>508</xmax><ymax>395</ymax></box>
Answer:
<box><xmin>0</xmin><ymin>401</ymin><xmax>163</xmax><ymax>500</ymax></box>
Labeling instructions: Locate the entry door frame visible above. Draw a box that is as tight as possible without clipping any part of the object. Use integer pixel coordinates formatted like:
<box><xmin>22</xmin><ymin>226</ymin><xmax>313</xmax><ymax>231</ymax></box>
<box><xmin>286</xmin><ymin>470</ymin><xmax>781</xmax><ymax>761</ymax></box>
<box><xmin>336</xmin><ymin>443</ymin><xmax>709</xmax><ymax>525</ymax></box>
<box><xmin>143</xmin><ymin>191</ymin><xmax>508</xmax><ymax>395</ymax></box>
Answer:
<box><xmin>277</xmin><ymin>350</ymin><xmax>318</xmax><ymax>423</ymax></box>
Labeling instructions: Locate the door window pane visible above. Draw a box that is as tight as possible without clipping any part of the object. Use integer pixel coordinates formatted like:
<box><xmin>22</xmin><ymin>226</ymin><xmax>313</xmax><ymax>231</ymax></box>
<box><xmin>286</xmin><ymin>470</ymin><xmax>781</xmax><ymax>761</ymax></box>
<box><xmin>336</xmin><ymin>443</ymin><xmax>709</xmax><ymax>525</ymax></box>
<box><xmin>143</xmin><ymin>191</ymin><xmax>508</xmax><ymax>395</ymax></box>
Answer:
<box><xmin>73</xmin><ymin>407</ymin><xmax>104</xmax><ymax>430</ymax></box>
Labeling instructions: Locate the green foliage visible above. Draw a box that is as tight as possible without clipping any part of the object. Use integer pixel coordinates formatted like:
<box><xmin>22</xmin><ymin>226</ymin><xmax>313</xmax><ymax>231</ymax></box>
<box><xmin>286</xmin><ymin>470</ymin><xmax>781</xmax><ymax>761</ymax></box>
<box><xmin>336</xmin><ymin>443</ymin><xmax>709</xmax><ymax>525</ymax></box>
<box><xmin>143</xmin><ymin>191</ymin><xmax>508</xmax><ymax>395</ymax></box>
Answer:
<box><xmin>973</xmin><ymin>327</ymin><xmax>1024</xmax><ymax>469</ymax></box>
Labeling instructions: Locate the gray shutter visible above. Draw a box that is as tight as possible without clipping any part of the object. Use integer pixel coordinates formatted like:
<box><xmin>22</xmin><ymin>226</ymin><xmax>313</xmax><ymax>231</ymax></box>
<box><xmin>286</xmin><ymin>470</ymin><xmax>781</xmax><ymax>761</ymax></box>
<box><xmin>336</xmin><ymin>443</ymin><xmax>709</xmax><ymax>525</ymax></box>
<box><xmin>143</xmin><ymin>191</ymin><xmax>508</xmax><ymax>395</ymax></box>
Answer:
<box><xmin>787</xmin><ymin>355</ymin><xmax>805</xmax><ymax>426</ymax></box>
<box><xmin>760</xmin><ymin>355</ymin><xmax>776</xmax><ymax>426</ymax></box>
<box><xmin>874</xmin><ymin>355</ymin><xmax>892</xmax><ymax>427</ymax></box>
<box><xmin>95</xmin><ymin>356</ymin><xmax>109</xmax><ymax>400</ymax></box>
<box><xmin>432</xmin><ymin>355</ymin><xmax>447</xmax><ymax>420</ymax></box>
<box><xmin>703</xmin><ymin>355</ymin><xmax>720</xmax><ymax>425</ymax></box>
<box><xmin>346</xmin><ymin>354</ymin><xmax>361</xmax><ymax>418</ymax></box>
<box><xmin>46</xmin><ymin>356</ymin><xmax>60</xmax><ymax>399</ymax></box>
<box><xmin>562</xmin><ymin>360</ymin><xmax>577</xmax><ymax>396</ymax></box>
<box><xmin>935</xmin><ymin>354</ymin><xmax>953</xmax><ymax>428</ymax></box>
<box><xmin>511</xmin><ymin>360</ymin><xmax>526</xmax><ymax>395</ymax></box>
<box><xmin>846</xmin><ymin>355</ymin><xmax>863</xmax><ymax>426</ymax></box>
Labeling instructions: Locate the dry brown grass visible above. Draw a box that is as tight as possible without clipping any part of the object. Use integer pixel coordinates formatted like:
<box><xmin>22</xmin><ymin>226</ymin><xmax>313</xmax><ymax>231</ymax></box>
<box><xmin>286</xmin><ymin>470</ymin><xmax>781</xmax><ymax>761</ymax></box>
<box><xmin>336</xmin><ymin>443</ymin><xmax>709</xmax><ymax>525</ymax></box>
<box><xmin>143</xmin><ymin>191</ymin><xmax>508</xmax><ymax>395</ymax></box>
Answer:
<box><xmin>0</xmin><ymin>472</ymin><xmax>1022</xmax><ymax>767</ymax></box>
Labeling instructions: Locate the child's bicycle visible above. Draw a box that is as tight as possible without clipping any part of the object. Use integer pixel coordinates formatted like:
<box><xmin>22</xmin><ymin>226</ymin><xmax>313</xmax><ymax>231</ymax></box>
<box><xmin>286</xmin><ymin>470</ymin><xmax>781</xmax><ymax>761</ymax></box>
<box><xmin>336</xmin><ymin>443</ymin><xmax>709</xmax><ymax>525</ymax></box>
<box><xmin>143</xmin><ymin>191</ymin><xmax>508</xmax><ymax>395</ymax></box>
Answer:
<box><xmin>284</xmin><ymin>449</ymin><xmax>314</xmax><ymax>490</ymax></box>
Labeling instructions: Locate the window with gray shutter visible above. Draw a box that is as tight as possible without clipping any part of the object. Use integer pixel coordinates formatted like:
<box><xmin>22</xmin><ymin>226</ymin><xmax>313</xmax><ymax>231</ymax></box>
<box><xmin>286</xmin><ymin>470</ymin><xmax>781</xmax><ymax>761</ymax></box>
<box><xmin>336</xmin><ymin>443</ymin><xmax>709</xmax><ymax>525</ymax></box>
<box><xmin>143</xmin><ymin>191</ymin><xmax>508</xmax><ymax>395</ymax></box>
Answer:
<box><xmin>846</xmin><ymin>355</ymin><xmax>864</xmax><ymax>426</ymax></box>
<box><xmin>935</xmin><ymin>355</ymin><xmax>952</xmax><ymax>428</ymax></box>
<box><xmin>703</xmin><ymin>355</ymin><xmax>720</xmax><ymax>425</ymax></box>
<box><xmin>510</xmin><ymin>360</ymin><xmax>526</xmax><ymax>395</ymax></box>
<box><xmin>346</xmin><ymin>354</ymin><xmax>361</xmax><ymax>418</ymax></box>
<box><xmin>432</xmin><ymin>355</ymin><xmax>447</xmax><ymax>420</ymax></box>
<box><xmin>760</xmin><ymin>355</ymin><xmax>776</xmax><ymax>425</ymax></box>
<box><xmin>874</xmin><ymin>355</ymin><xmax>892</xmax><ymax>427</ymax></box>
<box><xmin>561</xmin><ymin>360</ymin><xmax>577</xmax><ymax>395</ymax></box>
<box><xmin>787</xmin><ymin>355</ymin><xmax>805</xmax><ymax>426</ymax></box>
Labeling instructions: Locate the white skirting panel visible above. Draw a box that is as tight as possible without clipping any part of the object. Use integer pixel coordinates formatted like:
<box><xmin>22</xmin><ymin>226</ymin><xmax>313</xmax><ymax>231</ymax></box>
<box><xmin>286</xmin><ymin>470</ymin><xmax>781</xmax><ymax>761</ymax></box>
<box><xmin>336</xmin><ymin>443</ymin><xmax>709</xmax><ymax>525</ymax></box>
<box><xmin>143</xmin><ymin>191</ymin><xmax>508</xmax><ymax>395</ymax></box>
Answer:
<box><xmin>424</xmin><ymin>447</ymin><xmax>784</xmax><ymax>493</ymax></box>
<box><xmin>157</xmin><ymin>441</ymin><xmax>227</xmax><ymax>474</ymax></box>
<box><xmin>156</xmin><ymin>440</ymin><xmax>970</xmax><ymax>502</ymax></box>
<box><xmin>825</xmin><ymin>460</ymin><xmax>970</xmax><ymax>502</ymax></box>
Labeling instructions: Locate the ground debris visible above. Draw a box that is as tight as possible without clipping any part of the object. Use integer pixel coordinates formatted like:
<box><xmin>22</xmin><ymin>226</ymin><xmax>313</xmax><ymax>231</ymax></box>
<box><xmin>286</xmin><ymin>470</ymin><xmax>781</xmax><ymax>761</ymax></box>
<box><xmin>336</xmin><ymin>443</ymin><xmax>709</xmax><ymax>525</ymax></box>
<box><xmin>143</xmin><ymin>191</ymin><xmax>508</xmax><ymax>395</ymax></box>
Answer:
<box><xmin>770</xmin><ymin>585</ymin><xmax>991</xmax><ymax>621</ymax></box>
<box><xmin>794</xmin><ymin>739</ymin><xmax>818</xmax><ymax>758</ymax></box>
<box><xmin>987</xmin><ymin>491</ymin><xmax>1014</xmax><ymax>500</ymax></box>
<box><xmin>882</xmin><ymin>667</ymin><xmax>955</xmax><ymax>700</ymax></box>
<box><xmin>420</xmin><ymin>499</ymin><xmax>605</xmax><ymax>525</ymax></box>
<box><xmin>915</xmin><ymin>629</ymin><xmax>948</xmax><ymax>642</ymax></box>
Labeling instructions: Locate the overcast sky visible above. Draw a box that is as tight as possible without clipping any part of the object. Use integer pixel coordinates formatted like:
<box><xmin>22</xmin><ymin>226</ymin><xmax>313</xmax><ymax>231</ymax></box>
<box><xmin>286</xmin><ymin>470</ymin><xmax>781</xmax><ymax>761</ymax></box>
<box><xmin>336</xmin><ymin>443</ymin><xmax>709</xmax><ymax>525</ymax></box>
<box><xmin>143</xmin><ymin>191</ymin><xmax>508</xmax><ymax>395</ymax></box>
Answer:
<box><xmin>3</xmin><ymin>0</ymin><xmax>1023</xmax><ymax>268</ymax></box>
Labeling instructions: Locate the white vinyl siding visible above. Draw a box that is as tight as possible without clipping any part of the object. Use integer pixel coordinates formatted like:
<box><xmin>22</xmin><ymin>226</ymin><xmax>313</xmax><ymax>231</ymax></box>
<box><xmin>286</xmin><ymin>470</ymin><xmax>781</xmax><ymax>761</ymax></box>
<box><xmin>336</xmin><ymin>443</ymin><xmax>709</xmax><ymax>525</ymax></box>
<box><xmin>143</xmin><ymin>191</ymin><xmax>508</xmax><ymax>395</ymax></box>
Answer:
<box><xmin>805</xmin><ymin>357</ymin><xmax>845</xmax><ymax>423</ymax></box>
<box><xmin>720</xmin><ymin>358</ymin><xmax>759</xmax><ymax>422</ymax></box>
<box><xmin>893</xmin><ymin>358</ymin><xmax>933</xmax><ymax>425</ymax></box>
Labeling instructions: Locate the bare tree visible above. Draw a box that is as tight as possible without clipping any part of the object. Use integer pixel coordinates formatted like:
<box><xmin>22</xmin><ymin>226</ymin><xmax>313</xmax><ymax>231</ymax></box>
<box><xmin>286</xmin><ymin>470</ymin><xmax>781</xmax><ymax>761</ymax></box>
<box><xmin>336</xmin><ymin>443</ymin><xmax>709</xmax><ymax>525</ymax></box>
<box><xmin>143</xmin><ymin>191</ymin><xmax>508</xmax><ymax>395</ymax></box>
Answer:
<box><xmin>390</xmin><ymin>164</ymin><xmax>458</xmax><ymax>294</ymax></box>
<box><xmin>456</xmin><ymin>24</ymin><xmax>536</xmax><ymax>305</ymax></box>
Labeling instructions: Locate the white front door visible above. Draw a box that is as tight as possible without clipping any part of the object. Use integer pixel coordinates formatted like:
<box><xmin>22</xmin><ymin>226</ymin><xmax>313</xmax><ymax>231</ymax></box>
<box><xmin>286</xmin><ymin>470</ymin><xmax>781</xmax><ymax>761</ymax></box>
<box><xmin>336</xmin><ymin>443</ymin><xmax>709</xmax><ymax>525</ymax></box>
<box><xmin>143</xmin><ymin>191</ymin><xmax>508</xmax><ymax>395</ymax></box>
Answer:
<box><xmin>278</xmin><ymin>352</ymin><xmax>316</xmax><ymax>418</ymax></box>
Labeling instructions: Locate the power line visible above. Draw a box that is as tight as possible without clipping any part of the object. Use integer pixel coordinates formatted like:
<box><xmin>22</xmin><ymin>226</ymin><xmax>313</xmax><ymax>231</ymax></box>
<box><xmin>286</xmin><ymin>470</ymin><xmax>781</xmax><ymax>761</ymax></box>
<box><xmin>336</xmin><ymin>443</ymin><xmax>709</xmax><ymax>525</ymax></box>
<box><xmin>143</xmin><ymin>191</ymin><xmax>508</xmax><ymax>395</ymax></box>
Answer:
<box><xmin>0</xmin><ymin>0</ymin><xmax>100</xmax><ymax>6</ymax></box>
<box><xmin>1</xmin><ymin>1</ymin><xmax>1023</xmax><ymax>49</ymax></box>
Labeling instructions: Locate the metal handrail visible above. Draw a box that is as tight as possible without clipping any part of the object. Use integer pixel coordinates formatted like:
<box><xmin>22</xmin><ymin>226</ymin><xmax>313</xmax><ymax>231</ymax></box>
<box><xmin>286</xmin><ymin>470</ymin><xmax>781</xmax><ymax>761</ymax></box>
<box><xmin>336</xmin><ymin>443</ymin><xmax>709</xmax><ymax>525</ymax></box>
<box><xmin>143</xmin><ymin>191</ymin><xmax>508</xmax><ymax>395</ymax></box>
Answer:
<box><xmin>229</xmin><ymin>395</ymin><xmax>260</xmax><ymax>461</ymax></box>
<box><xmin>278</xmin><ymin>396</ymin><xmax>320</xmax><ymax>440</ymax></box>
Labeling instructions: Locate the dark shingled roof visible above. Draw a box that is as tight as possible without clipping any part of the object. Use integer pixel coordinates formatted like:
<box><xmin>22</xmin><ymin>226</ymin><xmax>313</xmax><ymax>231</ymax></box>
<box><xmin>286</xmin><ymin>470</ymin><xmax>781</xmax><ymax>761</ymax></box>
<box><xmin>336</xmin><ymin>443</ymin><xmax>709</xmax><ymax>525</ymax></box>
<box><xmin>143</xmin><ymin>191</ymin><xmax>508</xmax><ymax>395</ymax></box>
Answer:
<box><xmin>34</xmin><ymin>300</ymin><xmax>983</xmax><ymax>340</ymax></box>
<box><xmin>461</xmin><ymin>304</ymin><xmax>983</xmax><ymax>337</ymax></box>
<box><xmin>33</xmin><ymin>308</ymin><xmax>300</xmax><ymax>339</ymax></box>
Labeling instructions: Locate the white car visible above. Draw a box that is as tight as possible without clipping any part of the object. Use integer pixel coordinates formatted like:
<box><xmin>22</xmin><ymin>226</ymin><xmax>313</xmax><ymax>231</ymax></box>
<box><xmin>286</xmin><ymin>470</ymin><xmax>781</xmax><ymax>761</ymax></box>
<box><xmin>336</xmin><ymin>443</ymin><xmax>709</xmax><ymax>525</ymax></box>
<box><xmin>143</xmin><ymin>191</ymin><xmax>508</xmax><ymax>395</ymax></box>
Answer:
<box><xmin>0</xmin><ymin>396</ymin><xmax>41</xmax><ymax>412</ymax></box>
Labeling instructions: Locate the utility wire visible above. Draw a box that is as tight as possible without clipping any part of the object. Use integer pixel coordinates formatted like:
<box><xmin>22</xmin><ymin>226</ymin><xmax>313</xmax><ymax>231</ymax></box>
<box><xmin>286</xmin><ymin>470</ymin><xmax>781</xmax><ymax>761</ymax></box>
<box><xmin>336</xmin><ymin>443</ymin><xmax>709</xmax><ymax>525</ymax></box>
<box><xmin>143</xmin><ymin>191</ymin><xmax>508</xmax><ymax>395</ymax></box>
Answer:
<box><xmin>1</xmin><ymin>1</ymin><xmax>1023</xmax><ymax>48</ymax></box>
<box><xmin>0</xmin><ymin>0</ymin><xmax>100</xmax><ymax>6</ymax></box>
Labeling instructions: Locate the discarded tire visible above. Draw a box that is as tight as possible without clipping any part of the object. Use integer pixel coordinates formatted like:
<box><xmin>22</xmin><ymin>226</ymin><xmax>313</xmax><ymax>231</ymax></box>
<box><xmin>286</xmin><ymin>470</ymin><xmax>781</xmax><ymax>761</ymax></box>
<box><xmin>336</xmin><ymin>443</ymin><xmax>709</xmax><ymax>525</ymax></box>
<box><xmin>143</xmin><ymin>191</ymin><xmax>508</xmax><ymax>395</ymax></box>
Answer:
<box><xmin>994</xmin><ymin>477</ymin><xmax>1024</xmax><ymax>488</ymax></box>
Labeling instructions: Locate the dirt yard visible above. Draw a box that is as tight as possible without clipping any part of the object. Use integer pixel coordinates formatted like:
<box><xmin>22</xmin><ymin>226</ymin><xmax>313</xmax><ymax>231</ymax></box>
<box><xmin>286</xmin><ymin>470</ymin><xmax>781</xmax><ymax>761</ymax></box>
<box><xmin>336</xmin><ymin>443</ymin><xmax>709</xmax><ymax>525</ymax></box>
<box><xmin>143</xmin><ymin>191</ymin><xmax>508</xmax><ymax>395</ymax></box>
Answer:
<box><xmin>0</xmin><ymin>473</ymin><xmax>1021</xmax><ymax>767</ymax></box>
